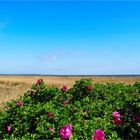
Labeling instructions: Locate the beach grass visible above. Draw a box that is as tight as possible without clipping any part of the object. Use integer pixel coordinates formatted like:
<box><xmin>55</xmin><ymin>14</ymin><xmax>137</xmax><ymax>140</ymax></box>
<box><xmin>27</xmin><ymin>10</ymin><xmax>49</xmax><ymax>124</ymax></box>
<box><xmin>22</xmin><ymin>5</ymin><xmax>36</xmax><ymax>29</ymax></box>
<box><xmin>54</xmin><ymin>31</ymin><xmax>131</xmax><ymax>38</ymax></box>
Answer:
<box><xmin>0</xmin><ymin>75</ymin><xmax>140</xmax><ymax>110</ymax></box>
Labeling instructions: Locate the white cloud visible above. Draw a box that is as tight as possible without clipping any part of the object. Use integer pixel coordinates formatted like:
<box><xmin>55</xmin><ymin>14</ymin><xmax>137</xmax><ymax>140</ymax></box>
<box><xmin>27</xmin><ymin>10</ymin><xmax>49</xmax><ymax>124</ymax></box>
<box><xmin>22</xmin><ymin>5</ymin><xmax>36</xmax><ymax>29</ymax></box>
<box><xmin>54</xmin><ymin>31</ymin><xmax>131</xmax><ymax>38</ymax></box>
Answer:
<box><xmin>44</xmin><ymin>55</ymin><xmax>57</xmax><ymax>62</ymax></box>
<box><xmin>38</xmin><ymin>54</ymin><xmax>57</xmax><ymax>63</ymax></box>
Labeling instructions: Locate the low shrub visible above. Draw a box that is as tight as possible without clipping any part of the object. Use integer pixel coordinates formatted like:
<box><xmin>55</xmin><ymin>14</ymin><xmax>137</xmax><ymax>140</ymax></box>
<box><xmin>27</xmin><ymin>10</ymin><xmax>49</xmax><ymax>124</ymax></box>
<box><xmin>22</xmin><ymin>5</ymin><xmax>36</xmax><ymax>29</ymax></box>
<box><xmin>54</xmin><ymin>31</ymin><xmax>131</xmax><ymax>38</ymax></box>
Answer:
<box><xmin>0</xmin><ymin>78</ymin><xmax>140</xmax><ymax>139</ymax></box>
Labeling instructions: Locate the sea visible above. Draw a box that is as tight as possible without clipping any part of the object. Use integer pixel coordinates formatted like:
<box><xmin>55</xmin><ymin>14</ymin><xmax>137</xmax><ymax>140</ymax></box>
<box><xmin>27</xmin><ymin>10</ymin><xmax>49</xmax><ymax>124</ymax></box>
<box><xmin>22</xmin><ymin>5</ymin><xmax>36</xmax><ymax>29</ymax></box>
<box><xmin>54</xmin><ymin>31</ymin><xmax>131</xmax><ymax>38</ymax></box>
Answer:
<box><xmin>0</xmin><ymin>74</ymin><xmax>140</xmax><ymax>77</ymax></box>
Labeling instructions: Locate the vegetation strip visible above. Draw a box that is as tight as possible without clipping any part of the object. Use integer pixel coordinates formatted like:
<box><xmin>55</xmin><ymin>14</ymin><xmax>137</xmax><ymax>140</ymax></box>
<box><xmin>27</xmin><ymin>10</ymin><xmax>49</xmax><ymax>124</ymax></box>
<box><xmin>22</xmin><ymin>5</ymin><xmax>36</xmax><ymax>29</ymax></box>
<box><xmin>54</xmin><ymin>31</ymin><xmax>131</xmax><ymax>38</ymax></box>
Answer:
<box><xmin>0</xmin><ymin>78</ymin><xmax>140</xmax><ymax>139</ymax></box>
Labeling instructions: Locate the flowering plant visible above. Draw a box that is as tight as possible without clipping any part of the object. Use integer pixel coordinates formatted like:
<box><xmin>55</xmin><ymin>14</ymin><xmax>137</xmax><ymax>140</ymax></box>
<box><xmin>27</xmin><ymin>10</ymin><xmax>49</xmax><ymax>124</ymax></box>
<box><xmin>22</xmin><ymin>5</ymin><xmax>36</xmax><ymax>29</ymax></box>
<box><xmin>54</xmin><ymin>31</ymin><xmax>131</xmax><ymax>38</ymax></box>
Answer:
<box><xmin>0</xmin><ymin>79</ymin><xmax>140</xmax><ymax>139</ymax></box>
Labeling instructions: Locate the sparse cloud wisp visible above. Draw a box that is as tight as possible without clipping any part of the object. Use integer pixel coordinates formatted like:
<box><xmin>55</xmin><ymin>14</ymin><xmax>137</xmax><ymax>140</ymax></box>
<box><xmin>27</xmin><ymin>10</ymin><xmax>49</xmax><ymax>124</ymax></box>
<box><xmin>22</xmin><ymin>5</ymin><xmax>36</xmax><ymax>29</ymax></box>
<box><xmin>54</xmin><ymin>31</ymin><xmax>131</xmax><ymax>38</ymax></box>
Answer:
<box><xmin>38</xmin><ymin>54</ymin><xmax>57</xmax><ymax>63</ymax></box>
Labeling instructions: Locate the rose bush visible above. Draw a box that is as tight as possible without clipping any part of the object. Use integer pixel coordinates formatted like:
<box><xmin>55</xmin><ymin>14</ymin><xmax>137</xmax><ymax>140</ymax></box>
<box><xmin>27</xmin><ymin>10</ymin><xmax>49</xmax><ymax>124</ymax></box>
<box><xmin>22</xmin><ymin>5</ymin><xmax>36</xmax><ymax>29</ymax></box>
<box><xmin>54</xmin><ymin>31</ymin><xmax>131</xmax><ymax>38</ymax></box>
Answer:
<box><xmin>0</xmin><ymin>78</ymin><xmax>140</xmax><ymax>139</ymax></box>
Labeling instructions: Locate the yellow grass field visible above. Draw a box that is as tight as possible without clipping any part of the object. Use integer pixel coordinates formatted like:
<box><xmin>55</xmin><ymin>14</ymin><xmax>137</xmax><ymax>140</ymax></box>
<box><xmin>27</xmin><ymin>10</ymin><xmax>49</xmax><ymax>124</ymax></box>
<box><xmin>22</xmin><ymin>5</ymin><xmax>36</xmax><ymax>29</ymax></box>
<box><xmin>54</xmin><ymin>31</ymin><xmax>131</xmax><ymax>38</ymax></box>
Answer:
<box><xmin>0</xmin><ymin>76</ymin><xmax>140</xmax><ymax>110</ymax></box>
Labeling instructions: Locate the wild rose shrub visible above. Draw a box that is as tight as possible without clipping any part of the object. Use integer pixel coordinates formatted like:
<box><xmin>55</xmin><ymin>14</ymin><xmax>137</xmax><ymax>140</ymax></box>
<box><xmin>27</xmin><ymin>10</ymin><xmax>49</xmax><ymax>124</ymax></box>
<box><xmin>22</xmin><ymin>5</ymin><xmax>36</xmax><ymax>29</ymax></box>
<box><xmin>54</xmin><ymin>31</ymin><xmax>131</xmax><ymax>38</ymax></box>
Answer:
<box><xmin>0</xmin><ymin>79</ymin><xmax>140</xmax><ymax>139</ymax></box>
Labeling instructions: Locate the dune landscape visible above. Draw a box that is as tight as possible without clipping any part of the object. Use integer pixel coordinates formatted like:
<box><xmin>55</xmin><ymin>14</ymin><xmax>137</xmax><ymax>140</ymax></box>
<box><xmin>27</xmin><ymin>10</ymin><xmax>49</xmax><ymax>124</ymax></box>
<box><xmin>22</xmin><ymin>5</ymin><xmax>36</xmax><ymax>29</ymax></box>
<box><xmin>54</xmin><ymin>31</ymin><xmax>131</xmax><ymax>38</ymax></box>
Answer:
<box><xmin>0</xmin><ymin>75</ymin><xmax>140</xmax><ymax>109</ymax></box>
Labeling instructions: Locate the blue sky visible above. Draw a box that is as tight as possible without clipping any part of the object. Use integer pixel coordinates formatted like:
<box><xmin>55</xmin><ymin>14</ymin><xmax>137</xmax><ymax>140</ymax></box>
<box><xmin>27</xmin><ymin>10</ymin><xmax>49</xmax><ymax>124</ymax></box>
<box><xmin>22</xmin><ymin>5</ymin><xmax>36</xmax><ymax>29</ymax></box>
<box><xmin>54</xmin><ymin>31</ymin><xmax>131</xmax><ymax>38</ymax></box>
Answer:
<box><xmin>0</xmin><ymin>1</ymin><xmax>140</xmax><ymax>75</ymax></box>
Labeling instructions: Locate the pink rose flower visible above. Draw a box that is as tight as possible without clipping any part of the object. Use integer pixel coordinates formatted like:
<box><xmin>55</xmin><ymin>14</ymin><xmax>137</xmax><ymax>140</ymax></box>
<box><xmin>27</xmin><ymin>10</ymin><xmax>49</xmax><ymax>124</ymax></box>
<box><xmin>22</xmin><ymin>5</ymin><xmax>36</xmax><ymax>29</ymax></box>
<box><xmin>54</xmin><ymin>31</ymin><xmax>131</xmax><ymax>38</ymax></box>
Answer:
<box><xmin>60</xmin><ymin>124</ymin><xmax>72</xmax><ymax>139</ymax></box>
<box><xmin>61</xmin><ymin>85</ymin><xmax>68</xmax><ymax>92</ymax></box>
<box><xmin>17</xmin><ymin>101</ymin><xmax>23</xmax><ymax>107</ymax></box>
<box><xmin>113</xmin><ymin>117</ymin><xmax>122</xmax><ymax>126</ymax></box>
<box><xmin>112</xmin><ymin>112</ymin><xmax>120</xmax><ymax>117</ymax></box>
<box><xmin>63</xmin><ymin>101</ymin><xmax>70</xmax><ymax>105</ymax></box>
<box><xmin>36</xmin><ymin>79</ymin><xmax>42</xmax><ymax>84</ymax></box>
<box><xmin>49</xmin><ymin>127</ymin><xmax>54</xmax><ymax>132</ymax></box>
<box><xmin>87</xmin><ymin>86</ymin><xmax>92</xmax><ymax>91</ymax></box>
<box><xmin>47</xmin><ymin>112</ymin><xmax>53</xmax><ymax>118</ymax></box>
<box><xmin>92</xmin><ymin>129</ymin><xmax>106</xmax><ymax>140</ymax></box>
<box><xmin>7</xmin><ymin>126</ymin><xmax>12</xmax><ymax>133</ymax></box>
<box><xmin>112</xmin><ymin>111</ymin><xmax>122</xmax><ymax>126</ymax></box>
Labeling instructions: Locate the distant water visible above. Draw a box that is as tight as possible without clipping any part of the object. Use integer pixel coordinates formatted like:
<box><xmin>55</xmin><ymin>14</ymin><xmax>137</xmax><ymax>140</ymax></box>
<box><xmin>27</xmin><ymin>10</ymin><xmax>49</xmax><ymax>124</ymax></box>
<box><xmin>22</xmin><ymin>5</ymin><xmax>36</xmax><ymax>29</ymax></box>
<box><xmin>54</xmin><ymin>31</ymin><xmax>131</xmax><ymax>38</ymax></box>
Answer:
<box><xmin>0</xmin><ymin>74</ymin><xmax>140</xmax><ymax>77</ymax></box>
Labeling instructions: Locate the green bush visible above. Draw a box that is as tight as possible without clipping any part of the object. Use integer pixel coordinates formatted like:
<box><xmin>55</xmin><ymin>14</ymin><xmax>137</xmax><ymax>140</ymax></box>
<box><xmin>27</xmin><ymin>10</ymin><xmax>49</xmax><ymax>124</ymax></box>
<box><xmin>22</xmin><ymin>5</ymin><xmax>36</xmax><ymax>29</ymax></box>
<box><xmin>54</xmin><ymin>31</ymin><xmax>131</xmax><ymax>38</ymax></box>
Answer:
<box><xmin>0</xmin><ymin>78</ymin><xmax>140</xmax><ymax>139</ymax></box>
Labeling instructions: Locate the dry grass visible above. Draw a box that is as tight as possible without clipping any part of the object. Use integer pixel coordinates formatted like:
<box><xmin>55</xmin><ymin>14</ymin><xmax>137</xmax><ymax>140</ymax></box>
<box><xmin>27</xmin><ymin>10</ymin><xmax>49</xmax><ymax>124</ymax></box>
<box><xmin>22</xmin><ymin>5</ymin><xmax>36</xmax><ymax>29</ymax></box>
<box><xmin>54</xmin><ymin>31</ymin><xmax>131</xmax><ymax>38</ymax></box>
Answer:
<box><xmin>0</xmin><ymin>76</ymin><xmax>140</xmax><ymax>110</ymax></box>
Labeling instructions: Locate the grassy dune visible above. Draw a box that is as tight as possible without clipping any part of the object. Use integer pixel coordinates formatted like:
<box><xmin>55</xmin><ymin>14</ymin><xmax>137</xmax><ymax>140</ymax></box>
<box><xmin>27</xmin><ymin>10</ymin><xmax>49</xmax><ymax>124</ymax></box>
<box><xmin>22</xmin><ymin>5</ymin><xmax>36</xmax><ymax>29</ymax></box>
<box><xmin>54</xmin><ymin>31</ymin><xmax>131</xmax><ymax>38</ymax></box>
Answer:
<box><xmin>0</xmin><ymin>76</ymin><xmax>140</xmax><ymax>110</ymax></box>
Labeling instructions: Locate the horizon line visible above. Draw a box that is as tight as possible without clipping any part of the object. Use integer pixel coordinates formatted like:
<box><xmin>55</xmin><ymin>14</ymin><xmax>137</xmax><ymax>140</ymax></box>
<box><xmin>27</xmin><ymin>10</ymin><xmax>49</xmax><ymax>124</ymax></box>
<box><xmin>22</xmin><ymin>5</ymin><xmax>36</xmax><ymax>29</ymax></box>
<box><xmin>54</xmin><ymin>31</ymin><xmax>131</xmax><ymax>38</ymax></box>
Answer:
<box><xmin>0</xmin><ymin>74</ymin><xmax>140</xmax><ymax>77</ymax></box>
